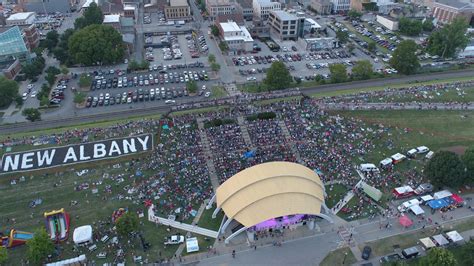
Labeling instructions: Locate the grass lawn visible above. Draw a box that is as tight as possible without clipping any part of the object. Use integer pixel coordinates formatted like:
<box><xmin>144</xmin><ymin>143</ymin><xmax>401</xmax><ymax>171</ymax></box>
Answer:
<box><xmin>366</xmin><ymin>86</ymin><xmax>474</xmax><ymax>103</ymax></box>
<box><xmin>197</xmin><ymin>207</ymin><xmax>224</xmax><ymax>231</ymax></box>
<box><xmin>320</xmin><ymin>247</ymin><xmax>356</xmax><ymax>266</ymax></box>
<box><xmin>210</xmin><ymin>86</ymin><xmax>228</xmax><ymax>99</ymax></box>
<box><xmin>325</xmin><ymin>184</ymin><xmax>349</xmax><ymax>209</ymax></box>
<box><xmin>336</xmin><ymin>196</ymin><xmax>380</xmax><ymax>221</ymax></box>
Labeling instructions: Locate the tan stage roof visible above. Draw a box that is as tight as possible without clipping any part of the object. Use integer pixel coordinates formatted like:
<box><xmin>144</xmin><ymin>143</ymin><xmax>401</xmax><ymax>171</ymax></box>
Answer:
<box><xmin>216</xmin><ymin>161</ymin><xmax>325</xmax><ymax>227</ymax></box>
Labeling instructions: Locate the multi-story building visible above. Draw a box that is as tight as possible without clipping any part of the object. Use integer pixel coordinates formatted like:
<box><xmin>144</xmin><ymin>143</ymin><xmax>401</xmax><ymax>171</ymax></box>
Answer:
<box><xmin>103</xmin><ymin>14</ymin><xmax>121</xmax><ymax>30</ymax></box>
<box><xmin>206</xmin><ymin>0</ymin><xmax>236</xmax><ymax>20</ymax></box>
<box><xmin>268</xmin><ymin>10</ymin><xmax>305</xmax><ymax>40</ymax></box>
<box><xmin>376</xmin><ymin>14</ymin><xmax>399</xmax><ymax>30</ymax></box>
<box><xmin>165</xmin><ymin>0</ymin><xmax>191</xmax><ymax>20</ymax></box>
<box><xmin>19</xmin><ymin>0</ymin><xmax>77</xmax><ymax>13</ymax></box>
<box><xmin>331</xmin><ymin>0</ymin><xmax>350</xmax><ymax>13</ymax></box>
<box><xmin>253</xmin><ymin>0</ymin><xmax>281</xmax><ymax>20</ymax></box>
<box><xmin>0</xmin><ymin>26</ymin><xmax>33</xmax><ymax>64</ymax></box>
<box><xmin>236</xmin><ymin>0</ymin><xmax>254</xmax><ymax>20</ymax></box>
<box><xmin>218</xmin><ymin>21</ymin><xmax>254</xmax><ymax>52</ymax></box>
<box><xmin>310</xmin><ymin>0</ymin><xmax>332</xmax><ymax>14</ymax></box>
<box><xmin>432</xmin><ymin>0</ymin><xmax>474</xmax><ymax>24</ymax></box>
<box><xmin>6</xmin><ymin>12</ymin><xmax>36</xmax><ymax>26</ymax></box>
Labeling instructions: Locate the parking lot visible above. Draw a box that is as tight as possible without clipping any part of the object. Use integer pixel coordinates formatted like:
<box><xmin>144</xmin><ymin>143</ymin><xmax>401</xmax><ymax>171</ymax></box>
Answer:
<box><xmin>86</xmin><ymin>65</ymin><xmax>214</xmax><ymax>109</ymax></box>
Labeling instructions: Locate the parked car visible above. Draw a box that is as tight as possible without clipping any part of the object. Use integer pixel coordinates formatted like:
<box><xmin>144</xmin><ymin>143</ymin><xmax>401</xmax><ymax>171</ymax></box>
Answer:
<box><xmin>362</xmin><ymin>246</ymin><xmax>371</xmax><ymax>260</ymax></box>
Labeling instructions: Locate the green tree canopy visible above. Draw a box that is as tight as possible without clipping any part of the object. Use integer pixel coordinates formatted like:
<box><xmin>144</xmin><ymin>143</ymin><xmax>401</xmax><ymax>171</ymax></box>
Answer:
<box><xmin>0</xmin><ymin>76</ymin><xmax>19</xmax><ymax>108</ymax></box>
<box><xmin>22</xmin><ymin>108</ymin><xmax>41</xmax><ymax>122</ymax></box>
<box><xmin>426</xmin><ymin>17</ymin><xmax>469</xmax><ymax>58</ymax></box>
<box><xmin>27</xmin><ymin>228</ymin><xmax>54</xmax><ymax>264</ymax></box>
<box><xmin>422</xmin><ymin>19</ymin><xmax>434</xmax><ymax>32</ymax></box>
<box><xmin>336</xmin><ymin>29</ymin><xmax>349</xmax><ymax>44</ymax></box>
<box><xmin>351</xmin><ymin>60</ymin><xmax>373</xmax><ymax>80</ymax></box>
<box><xmin>367</xmin><ymin>41</ymin><xmax>377</xmax><ymax>53</ymax></box>
<box><xmin>211</xmin><ymin>62</ymin><xmax>221</xmax><ymax>72</ymax></box>
<box><xmin>53</xmin><ymin>29</ymin><xmax>75</xmax><ymax>65</ymax></box>
<box><xmin>425</xmin><ymin>151</ymin><xmax>466</xmax><ymax>188</ymax></box>
<box><xmin>347</xmin><ymin>9</ymin><xmax>362</xmax><ymax>20</ymax></box>
<box><xmin>347</xmin><ymin>43</ymin><xmax>355</xmax><ymax>54</ymax></box>
<box><xmin>69</xmin><ymin>24</ymin><xmax>125</xmax><ymax>66</ymax></box>
<box><xmin>186</xmin><ymin>80</ymin><xmax>198</xmax><ymax>94</ymax></box>
<box><xmin>461</xmin><ymin>147</ymin><xmax>474</xmax><ymax>182</ymax></box>
<box><xmin>456</xmin><ymin>240</ymin><xmax>474</xmax><ymax>265</ymax></box>
<box><xmin>211</xmin><ymin>25</ymin><xmax>220</xmax><ymax>36</ymax></box>
<box><xmin>79</xmin><ymin>74</ymin><xmax>92</xmax><ymax>88</ymax></box>
<box><xmin>329</xmin><ymin>63</ymin><xmax>348</xmax><ymax>83</ymax></box>
<box><xmin>208</xmin><ymin>54</ymin><xmax>216</xmax><ymax>64</ymax></box>
<box><xmin>74</xmin><ymin>92</ymin><xmax>86</xmax><ymax>104</ymax></box>
<box><xmin>390</xmin><ymin>40</ymin><xmax>420</xmax><ymax>75</ymax></box>
<box><xmin>116</xmin><ymin>212</ymin><xmax>139</xmax><ymax>237</ymax></box>
<box><xmin>74</xmin><ymin>2</ymin><xmax>103</xmax><ymax>29</ymax></box>
<box><xmin>399</xmin><ymin>17</ymin><xmax>423</xmax><ymax>36</ymax></box>
<box><xmin>264</xmin><ymin>61</ymin><xmax>292</xmax><ymax>90</ymax></box>
<box><xmin>418</xmin><ymin>247</ymin><xmax>456</xmax><ymax>266</ymax></box>
<box><xmin>41</xmin><ymin>30</ymin><xmax>59</xmax><ymax>51</ymax></box>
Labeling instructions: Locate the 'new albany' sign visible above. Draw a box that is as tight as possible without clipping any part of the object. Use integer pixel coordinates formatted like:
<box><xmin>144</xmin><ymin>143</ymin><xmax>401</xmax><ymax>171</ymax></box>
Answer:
<box><xmin>1</xmin><ymin>134</ymin><xmax>153</xmax><ymax>174</ymax></box>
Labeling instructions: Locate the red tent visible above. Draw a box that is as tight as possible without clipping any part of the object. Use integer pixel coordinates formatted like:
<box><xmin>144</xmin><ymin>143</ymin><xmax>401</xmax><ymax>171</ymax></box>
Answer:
<box><xmin>451</xmin><ymin>194</ymin><xmax>464</xmax><ymax>206</ymax></box>
<box><xmin>399</xmin><ymin>215</ymin><xmax>413</xmax><ymax>227</ymax></box>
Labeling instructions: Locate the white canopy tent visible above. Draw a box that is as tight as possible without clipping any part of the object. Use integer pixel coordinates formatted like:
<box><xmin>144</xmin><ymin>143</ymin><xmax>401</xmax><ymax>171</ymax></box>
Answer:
<box><xmin>434</xmin><ymin>190</ymin><xmax>452</xmax><ymax>200</ymax></box>
<box><xmin>432</xmin><ymin>234</ymin><xmax>449</xmax><ymax>246</ymax></box>
<box><xmin>420</xmin><ymin>195</ymin><xmax>434</xmax><ymax>204</ymax></box>
<box><xmin>419</xmin><ymin>237</ymin><xmax>436</xmax><ymax>250</ymax></box>
<box><xmin>186</xmin><ymin>237</ymin><xmax>199</xmax><ymax>253</ymax></box>
<box><xmin>410</xmin><ymin>205</ymin><xmax>425</xmax><ymax>215</ymax></box>
<box><xmin>446</xmin><ymin>231</ymin><xmax>464</xmax><ymax>243</ymax></box>
<box><xmin>73</xmin><ymin>225</ymin><xmax>93</xmax><ymax>245</ymax></box>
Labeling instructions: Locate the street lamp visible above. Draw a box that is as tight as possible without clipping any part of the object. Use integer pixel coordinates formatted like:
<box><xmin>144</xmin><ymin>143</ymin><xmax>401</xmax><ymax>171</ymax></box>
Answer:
<box><xmin>342</xmin><ymin>252</ymin><xmax>348</xmax><ymax>264</ymax></box>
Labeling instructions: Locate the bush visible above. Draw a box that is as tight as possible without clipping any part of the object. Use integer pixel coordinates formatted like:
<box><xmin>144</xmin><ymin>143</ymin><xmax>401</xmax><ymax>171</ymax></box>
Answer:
<box><xmin>247</xmin><ymin>112</ymin><xmax>276</xmax><ymax>121</ymax></box>
<box><xmin>74</xmin><ymin>92</ymin><xmax>86</xmax><ymax>104</ymax></box>
<box><xmin>79</xmin><ymin>74</ymin><xmax>92</xmax><ymax>88</ymax></box>
<box><xmin>204</xmin><ymin>118</ymin><xmax>235</xmax><ymax>128</ymax></box>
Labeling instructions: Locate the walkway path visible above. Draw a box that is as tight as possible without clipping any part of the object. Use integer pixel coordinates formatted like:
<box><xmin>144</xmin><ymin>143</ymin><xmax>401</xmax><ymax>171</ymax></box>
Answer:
<box><xmin>332</xmin><ymin>191</ymin><xmax>355</xmax><ymax>215</ymax></box>
<box><xmin>175</xmin><ymin>202</ymin><xmax>209</xmax><ymax>256</ymax></box>
<box><xmin>236</xmin><ymin>116</ymin><xmax>254</xmax><ymax>149</ymax></box>
<box><xmin>148</xmin><ymin>205</ymin><xmax>218</xmax><ymax>238</ymax></box>
<box><xmin>277</xmin><ymin>120</ymin><xmax>302</xmax><ymax>163</ymax></box>
<box><xmin>196</xmin><ymin>118</ymin><xmax>220</xmax><ymax>191</ymax></box>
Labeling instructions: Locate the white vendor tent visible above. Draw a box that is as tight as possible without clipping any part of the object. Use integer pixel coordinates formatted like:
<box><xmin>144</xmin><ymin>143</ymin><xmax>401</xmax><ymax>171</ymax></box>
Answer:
<box><xmin>433</xmin><ymin>190</ymin><xmax>452</xmax><ymax>200</ymax></box>
<box><xmin>420</xmin><ymin>195</ymin><xmax>434</xmax><ymax>204</ymax></box>
<box><xmin>186</xmin><ymin>237</ymin><xmax>199</xmax><ymax>253</ymax></box>
<box><xmin>46</xmin><ymin>255</ymin><xmax>87</xmax><ymax>266</ymax></box>
<box><xmin>410</xmin><ymin>205</ymin><xmax>425</xmax><ymax>215</ymax></box>
<box><xmin>446</xmin><ymin>231</ymin><xmax>464</xmax><ymax>243</ymax></box>
<box><xmin>419</xmin><ymin>237</ymin><xmax>436</xmax><ymax>250</ymax></box>
<box><xmin>432</xmin><ymin>234</ymin><xmax>449</xmax><ymax>246</ymax></box>
<box><xmin>73</xmin><ymin>225</ymin><xmax>93</xmax><ymax>245</ymax></box>
<box><xmin>391</xmin><ymin>153</ymin><xmax>406</xmax><ymax>163</ymax></box>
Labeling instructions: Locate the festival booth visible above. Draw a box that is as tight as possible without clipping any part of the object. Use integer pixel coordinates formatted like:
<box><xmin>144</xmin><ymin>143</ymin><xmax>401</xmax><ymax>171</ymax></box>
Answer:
<box><xmin>73</xmin><ymin>225</ymin><xmax>93</xmax><ymax>246</ymax></box>
<box><xmin>419</xmin><ymin>237</ymin><xmax>436</xmax><ymax>250</ymax></box>
<box><xmin>46</xmin><ymin>255</ymin><xmax>87</xmax><ymax>266</ymax></box>
<box><xmin>427</xmin><ymin>199</ymin><xmax>449</xmax><ymax>210</ymax></box>
<box><xmin>432</xmin><ymin>234</ymin><xmax>449</xmax><ymax>247</ymax></box>
<box><xmin>399</xmin><ymin>215</ymin><xmax>413</xmax><ymax>227</ymax></box>
<box><xmin>446</xmin><ymin>231</ymin><xmax>464</xmax><ymax>244</ymax></box>
<box><xmin>393</xmin><ymin>186</ymin><xmax>414</xmax><ymax>199</ymax></box>
<box><xmin>379</xmin><ymin>158</ymin><xmax>393</xmax><ymax>169</ymax></box>
<box><xmin>361</xmin><ymin>182</ymin><xmax>382</xmax><ymax>202</ymax></box>
<box><xmin>450</xmin><ymin>194</ymin><xmax>464</xmax><ymax>207</ymax></box>
<box><xmin>433</xmin><ymin>190</ymin><xmax>452</xmax><ymax>200</ymax></box>
<box><xmin>409</xmin><ymin>205</ymin><xmax>425</xmax><ymax>216</ymax></box>
<box><xmin>391</xmin><ymin>153</ymin><xmax>406</xmax><ymax>164</ymax></box>
<box><xmin>420</xmin><ymin>195</ymin><xmax>434</xmax><ymax>205</ymax></box>
<box><xmin>398</xmin><ymin>198</ymin><xmax>421</xmax><ymax>212</ymax></box>
<box><xmin>186</xmin><ymin>237</ymin><xmax>199</xmax><ymax>253</ymax></box>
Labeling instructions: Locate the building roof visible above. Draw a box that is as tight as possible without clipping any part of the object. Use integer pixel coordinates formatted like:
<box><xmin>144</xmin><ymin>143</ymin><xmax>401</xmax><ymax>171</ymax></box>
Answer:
<box><xmin>207</xmin><ymin>0</ymin><xmax>232</xmax><ymax>6</ymax></box>
<box><xmin>170</xmin><ymin>0</ymin><xmax>189</xmax><ymax>6</ymax></box>
<box><xmin>216</xmin><ymin>13</ymin><xmax>244</xmax><ymax>25</ymax></box>
<box><xmin>236</xmin><ymin>0</ymin><xmax>253</xmax><ymax>8</ymax></box>
<box><xmin>0</xmin><ymin>26</ymin><xmax>29</xmax><ymax>58</ymax></box>
<box><xmin>271</xmin><ymin>10</ymin><xmax>297</xmax><ymax>21</ymax></box>
<box><xmin>220</xmin><ymin>21</ymin><xmax>241</xmax><ymax>32</ymax></box>
<box><xmin>7</xmin><ymin>12</ymin><xmax>35</xmax><ymax>21</ymax></box>
<box><xmin>216</xmin><ymin>162</ymin><xmax>325</xmax><ymax>228</ymax></box>
<box><xmin>82</xmin><ymin>0</ymin><xmax>99</xmax><ymax>9</ymax></box>
<box><xmin>435</xmin><ymin>0</ymin><xmax>474</xmax><ymax>9</ymax></box>
<box><xmin>103</xmin><ymin>14</ymin><xmax>120</xmax><ymax>23</ymax></box>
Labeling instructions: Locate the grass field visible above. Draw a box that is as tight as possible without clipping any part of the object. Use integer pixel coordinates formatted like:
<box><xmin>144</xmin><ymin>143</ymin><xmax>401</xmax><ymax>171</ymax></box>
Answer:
<box><xmin>336</xmin><ymin>196</ymin><xmax>380</xmax><ymax>221</ymax></box>
<box><xmin>197</xmin><ymin>207</ymin><xmax>224</xmax><ymax>231</ymax></box>
<box><xmin>210</xmin><ymin>86</ymin><xmax>228</xmax><ymax>99</ymax></box>
<box><xmin>320</xmin><ymin>247</ymin><xmax>356</xmax><ymax>266</ymax></box>
<box><xmin>325</xmin><ymin>184</ymin><xmax>348</xmax><ymax>209</ymax></box>
<box><xmin>366</xmin><ymin>87</ymin><xmax>474</xmax><ymax>103</ymax></box>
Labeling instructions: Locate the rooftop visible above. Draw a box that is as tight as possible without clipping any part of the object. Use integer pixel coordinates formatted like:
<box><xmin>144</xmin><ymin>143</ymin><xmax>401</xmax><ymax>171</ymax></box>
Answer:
<box><xmin>6</xmin><ymin>12</ymin><xmax>35</xmax><ymax>21</ymax></box>
<box><xmin>236</xmin><ymin>0</ymin><xmax>253</xmax><ymax>8</ymax></box>
<box><xmin>103</xmin><ymin>14</ymin><xmax>120</xmax><ymax>23</ymax></box>
<box><xmin>170</xmin><ymin>0</ymin><xmax>189</xmax><ymax>6</ymax></box>
<box><xmin>220</xmin><ymin>21</ymin><xmax>241</xmax><ymax>32</ymax></box>
<box><xmin>271</xmin><ymin>10</ymin><xmax>297</xmax><ymax>21</ymax></box>
<box><xmin>435</xmin><ymin>0</ymin><xmax>474</xmax><ymax>9</ymax></box>
<box><xmin>256</xmin><ymin>0</ymin><xmax>279</xmax><ymax>6</ymax></box>
<box><xmin>0</xmin><ymin>26</ymin><xmax>29</xmax><ymax>57</ymax></box>
<box><xmin>207</xmin><ymin>0</ymin><xmax>232</xmax><ymax>6</ymax></box>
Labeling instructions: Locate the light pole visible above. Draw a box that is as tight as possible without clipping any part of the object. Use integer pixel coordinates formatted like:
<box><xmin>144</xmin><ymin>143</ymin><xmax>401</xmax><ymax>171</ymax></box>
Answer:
<box><xmin>342</xmin><ymin>252</ymin><xmax>348</xmax><ymax>264</ymax></box>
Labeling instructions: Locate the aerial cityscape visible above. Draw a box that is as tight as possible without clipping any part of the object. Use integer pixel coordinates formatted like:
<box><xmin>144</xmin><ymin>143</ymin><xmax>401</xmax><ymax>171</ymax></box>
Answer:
<box><xmin>0</xmin><ymin>0</ymin><xmax>473</xmax><ymax>265</ymax></box>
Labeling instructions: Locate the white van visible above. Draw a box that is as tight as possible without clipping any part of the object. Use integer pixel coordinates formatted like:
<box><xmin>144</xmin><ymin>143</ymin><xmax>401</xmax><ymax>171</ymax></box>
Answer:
<box><xmin>360</xmin><ymin>163</ymin><xmax>379</xmax><ymax>173</ymax></box>
<box><xmin>417</xmin><ymin>146</ymin><xmax>429</xmax><ymax>154</ymax></box>
<box><xmin>425</xmin><ymin>151</ymin><xmax>434</xmax><ymax>159</ymax></box>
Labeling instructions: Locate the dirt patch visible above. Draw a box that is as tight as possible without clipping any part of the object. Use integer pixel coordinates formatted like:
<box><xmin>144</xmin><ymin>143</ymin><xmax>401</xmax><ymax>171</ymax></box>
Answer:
<box><xmin>440</xmin><ymin>145</ymin><xmax>467</xmax><ymax>155</ymax></box>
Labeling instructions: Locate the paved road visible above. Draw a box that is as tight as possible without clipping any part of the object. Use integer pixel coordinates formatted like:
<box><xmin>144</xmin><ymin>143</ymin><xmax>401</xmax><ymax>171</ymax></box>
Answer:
<box><xmin>1</xmin><ymin>69</ymin><xmax>473</xmax><ymax>134</ymax></box>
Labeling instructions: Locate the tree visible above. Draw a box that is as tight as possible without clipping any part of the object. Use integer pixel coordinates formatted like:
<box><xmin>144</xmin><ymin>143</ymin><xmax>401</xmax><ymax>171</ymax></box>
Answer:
<box><xmin>457</xmin><ymin>240</ymin><xmax>474</xmax><ymax>265</ymax></box>
<box><xmin>186</xmin><ymin>80</ymin><xmax>198</xmax><ymax>94</ymax></box>
<box><xmin>210</xmin><ymin>25</ymin><xmax>219</xmax><ymax>36</ymax></box>
<box><xmin>390</xmin><ymin>40</ymin><xmax>420</xmax><ymax>75</ymax></box>
<box><xmin>46</xmin><ymin>66</ymin><xmax>60</xmax><ymax>76</ymax></box>
<box><xmin>461</xmin><ymin>147</ymin><xmax>474</xmax><ymax>182</ymax></box>
<box><xmin>0</xmin><ymin>247</ymin><xmax>7</xmax><ymax>264</ymax></box>
<box><xmin>46</xmin><ymin>72</ymin><xmax>57</xmax><ymax>87</ymax></box>
<box><xmin>22</xmin><ymin>108</ymin><xmax>41</xmax><ymax>122</ymax></box>
<box><xmin>211</xmin><ymin>62</ymin><xmax>221</xmax><ymax>72</ymax></box>
<box><xmin>40</xmin><ymin>30</ymin><xmax>59</xmax><ymax>51</ymax></box>
<box><xmin>116</xmin><ymin>212</ymin><xmax>139</xmax><ymax>237</ymax></box>
<box><xmin>422</xmin><ymin>19</ymin><xmax>434</xmax><ymax>32</ymax></box>
<box><xmin>27</xmin><ymin>228</ymin><xmax>54</xmax><ymax>264</ymax></box>
<box><xmin>336</xmin><ymin>29</ymin><xmax>349</xmax><ymax>44</ymax></box>
<box><xmin>0</xmin><ymin>76</ymin><xmax>19</xmax><ymax>108</ymax></box>
<box><xmin>264</xmin><ymin>61</ymin><xmax>292</xmax><ymax>90</ymax></box>
<box><xmin>347</xmin><ymin>43</ymin><xmax>355</xmax><ymax>54</ymax></box>
<box><xmin>53</xmin><ymin>29</ymin><xmax>75</xmax><ymax>65</ymax></box>
<box><xmin>329</xmin><ymin>63</ymin><xmax>348</xmax><ymax>83</ymax></box>
<box><xmin>351</xmin><ymin>60</ymin><xmax>373</xmax><ymax>80</ymax></box>
<box><xmin>74</xmin><ymin>92</ymin><xmax>86</xmax><ymax>104</ymax></box>
<box><xmin>61</xmin><ymin>66</ymin><xmax>69</xmax><ymax>75</ymax></box>
<box><xmin>426</xmin><ymin>17</ymin><xmax>469</xmax><ymax>58</ymax></box>
<box><xmin>74</xmin><ymin>2</ymin><xmax>103</xmax><ymax>29</ymax></box>
<box><xmin>347</xmin><ymin>9</ymin><xmax>362</xmax><ymax>20</ymax></box>
<box><xmin>69</xmin><ymin>24</ymin><xmax>124</xmax><ymax>66</ymax></box>
<box><xmin>399</xmin><ymin>17</ymin><xmax>423</xmax><ymax>36</ymax></box>
<box><xmin>208</xmin><ymin>54</ymin><xmax>216</xmax><ymax>64</ymax></box>
<box><xmin>79</xmin><ymin>74</ymin><xmax>92</xmax><ymax>88</ymax></box>
<box><xmin>367</xmin><ymin>41</ymin><xmax>377</xmax><ymax>53</ymax></box>
<box><xmin>418</xmin><ymin>247</ymin><xmax>456</xmax><ymax>266</ymax></box>
<box><xmin>128</xmin><ymin>59</ymin><xmax>140</xmax><ymax>71</ymax></box>
<box><xmin>219</xmin><ymin>41</ymin><xmax>229</xmax><ymax>52</ymax></box>
<box><xmin>425</xmin><ymin>151</ymin><xmax>466</xmax><ymax>188</ymax></box>
<box><xmin>22</xmin><ymin>57</ymin><xmax>45</xmax><ymax>81</ymax></box>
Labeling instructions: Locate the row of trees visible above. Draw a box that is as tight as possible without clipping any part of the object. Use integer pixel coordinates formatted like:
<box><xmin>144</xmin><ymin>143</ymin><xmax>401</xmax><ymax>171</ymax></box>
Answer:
<box><xmin>399</xmin><ymin>17</ymin><xmax>433</xmax><ymax>36</ymax></box>
<box><xmin>426</xmin><ymin>17</ymin><xmax>470</xmax><ymax>59</ymax></box>
<box><xmin>425</xmin><ymin>148</ymin><xmax>474</xmax><ymax>188</ymax></box>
